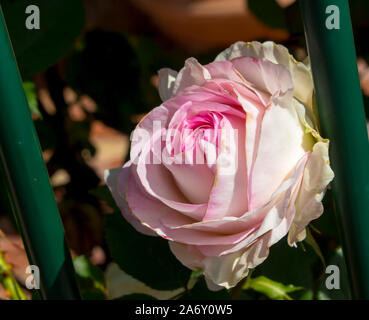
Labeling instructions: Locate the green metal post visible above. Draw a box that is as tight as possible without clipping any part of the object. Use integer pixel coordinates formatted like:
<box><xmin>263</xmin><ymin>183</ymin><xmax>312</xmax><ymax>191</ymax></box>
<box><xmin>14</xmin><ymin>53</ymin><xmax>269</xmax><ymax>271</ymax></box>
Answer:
<box><xmin>0</xmin><ymin>7</ymin><xmax>80</xmax><ymax>299</ymax></box>
<box><xmin>300</xmin><ymin>0</ymin><xmax>369</xmax><ymax>299</ymax></box>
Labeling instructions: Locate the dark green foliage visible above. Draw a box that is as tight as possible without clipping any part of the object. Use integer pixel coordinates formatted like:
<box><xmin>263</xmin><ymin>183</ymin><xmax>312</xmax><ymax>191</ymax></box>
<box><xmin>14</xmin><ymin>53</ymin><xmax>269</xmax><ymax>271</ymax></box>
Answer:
<box><xmin>252</xmin><ymin>238</ymin><xmax>318</xmax><ymax>300</ymax></box>
<box><xmin>73</xmin><ymin>255</ymin><xmax>107</xmax><ymax>300</ymax></box>
<box><xmin>180</xmin><ymin>278</ymin><xmax>231</xmax><ymax>300</ymax></box>
<box><xmin>66</xmin><ymin>30</ymin><xmax>141</xmax><ymax>133</ymax></box>
<box><xmin>248</xmin><ymin>0</ymin><xmax>287</xmax><ymax>29</ymax></box>
<box><xmin>105</xmin><ymin>210</ymin><xmax>191</xmax><ymax>291</ymax></box>
<box><xmin>0</xmin><ymin>0</ymin><xmax>85</xmax><ymax>78</ymax></box>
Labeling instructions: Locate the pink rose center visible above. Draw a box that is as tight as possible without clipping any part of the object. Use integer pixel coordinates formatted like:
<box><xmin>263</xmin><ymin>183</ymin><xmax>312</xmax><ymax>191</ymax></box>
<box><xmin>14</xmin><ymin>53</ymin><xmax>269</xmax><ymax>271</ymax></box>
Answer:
<box><xmin>179</xmin><ymin>111</ymin><xmax>223</xmax><ymax>153</ymax></box>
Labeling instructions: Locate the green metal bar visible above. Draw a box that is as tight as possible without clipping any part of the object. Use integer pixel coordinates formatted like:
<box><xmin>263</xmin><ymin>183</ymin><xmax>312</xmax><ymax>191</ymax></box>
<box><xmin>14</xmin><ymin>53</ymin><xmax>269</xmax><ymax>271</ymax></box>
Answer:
<box><xmin>300</xmin><ymin>0</ymin><xmax>369</xmax><ymax>299</ymax></box>
<box><xmin>0</xmin><ymin>7</ymin><xmax>80</xmax><ymax>299</ymax></box>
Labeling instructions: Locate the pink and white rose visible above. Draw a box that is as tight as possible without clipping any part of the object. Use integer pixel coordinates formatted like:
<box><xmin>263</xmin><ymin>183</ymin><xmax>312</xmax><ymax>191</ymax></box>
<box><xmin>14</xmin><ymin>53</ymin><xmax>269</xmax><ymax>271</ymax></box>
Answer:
<box><xmin>105</xmin><ymin>41</ymin><xmax>334</xmax><ymax>289</ymax></box>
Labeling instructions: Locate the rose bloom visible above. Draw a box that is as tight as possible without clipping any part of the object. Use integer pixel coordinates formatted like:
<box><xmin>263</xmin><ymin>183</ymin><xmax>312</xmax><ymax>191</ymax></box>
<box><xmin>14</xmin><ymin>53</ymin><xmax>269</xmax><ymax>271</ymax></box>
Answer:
<box><xmin>105</xmin><ymin>41</ymin><xmax>334</xmax><ymax>289</ymax></box>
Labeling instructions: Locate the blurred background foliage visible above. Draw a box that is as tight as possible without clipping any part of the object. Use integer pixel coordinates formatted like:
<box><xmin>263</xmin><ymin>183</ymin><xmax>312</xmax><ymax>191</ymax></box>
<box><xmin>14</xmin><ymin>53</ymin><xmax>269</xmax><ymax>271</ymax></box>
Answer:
<box><xmin>0</xmin><ymin>0</ymin><xmax>366</xmax><ymax>300</ymax></box>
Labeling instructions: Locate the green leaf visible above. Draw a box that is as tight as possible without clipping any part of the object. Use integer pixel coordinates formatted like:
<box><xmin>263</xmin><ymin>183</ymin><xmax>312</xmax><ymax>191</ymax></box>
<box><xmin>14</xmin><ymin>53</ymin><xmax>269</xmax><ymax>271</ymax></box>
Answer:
<box><xmin>244</xmin><ymin>276</ymin><xmax>303</xmax><ymax>300</ymax></box>
<box><xmin>104</xmin><ymin>210</ymin><xmax>191</xmax><ymax>291</ymax></box>
<box><xmin>248</xmin><ymin>0</ymin><xmax>287</xmax><ymax>29</ymax></box>
<box><xmin>305</xmin><ymin>227</ymin><xmax>326</xmax><ymax>270</ymax></box>
<box><xmin>23</xmin><ymin>81</ymin><xmax>41</xmax><ymax>118</ymax></box>
<box><xmin>1</xmin><ymin>0</ymin><xmax>85</xmax><ymax>77</ymax></box>
<box><xmin>252</xmin><ymin>238</ymin><xmax>318</xmax><ymax>299</ymax></box>
<box><xmin>190</xmin><ymin>269</ymin><xmax>203</xmax><ymax>279</ymax></box>
<box><xmin>73</xmin><ymin>255</ymin><xmax>106</xmax><ymax>300</ymax></box>
<box><xmin>73</xmin><ymin>255</ymin><xmax>105</xmax><ymax>288</ymax></box>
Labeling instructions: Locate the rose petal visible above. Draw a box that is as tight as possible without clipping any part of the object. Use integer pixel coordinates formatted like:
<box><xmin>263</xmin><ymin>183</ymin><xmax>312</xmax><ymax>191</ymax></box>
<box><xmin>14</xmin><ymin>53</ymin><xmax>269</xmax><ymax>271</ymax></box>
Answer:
<box><xmin>248</xmin><ymin>97</ymin><xmax>311</xmax><ymax>210</ymax></box>
<box><xmin>288</xmin><ymin>141</ymin><xmax>334</xmax><ymax>245</ymax></box>
<box><xmin>215</xmin><ymin>41</ymin><xmax>314</xmax><ymax>116</ymax></box>
<box><xmin>204</xmin><ymin>115</ymin><xmax>248</xmax><ymax>220</ymax></box>
<box><xmin>158</xmin><ymin>68</ymin><xmax>178</xmax><ymax>101</ymax></box>
<box><xmin>172</xmin><ymin>58</ymin><xmax>211</xmax><ymax>96</ymax></box>
<box><xmin>169</xmin><ymin>154</ymin><xmax>307</xmax><ymax>289</ymax></box>
<box><xmin>104</xmin><ymin>165</ymin><xmax>156</xmax><ymax>236</ymax></box>
<box><xmin>126</xmin><ymin>172</ymin><xmax>258</xmax><ymax>245</ymax></box>
<box><xmin>231</xmin><ymin>56</ymin><xmax>293</xmax><ymax>98</ymax></box>
<box><xmin>195</xmin><ymin>153</ymin><xmax>308</xmax><ymax>257</ymax></box>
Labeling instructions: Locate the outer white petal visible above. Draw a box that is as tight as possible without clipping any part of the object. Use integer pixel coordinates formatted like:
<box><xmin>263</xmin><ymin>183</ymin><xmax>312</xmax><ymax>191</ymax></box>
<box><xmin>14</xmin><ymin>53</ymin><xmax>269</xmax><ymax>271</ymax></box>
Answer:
<box><xmin>158</xmin><ymin>58</ymin><xmax>213</xmax><ymax>102</ymax></box>
<box><xmin>288</xmin><ymin>141</ymin><xmax>334</xmax><ymax>246</ymax></box>
<box><xmin>170</xmin><ymin>236</ymin><xmax>270</xmax><ymax>289</ymax></box>
<box><xmin>287</xmin><ymin>100</ymin><xmax>334</xmax><ymax>245</ymax></box>
<box><xmin>172</xmin><ymin>58</ymin><xmax>211</xmax><ymax>96</ymax></box>
<box><xmin>215</xmin><ymin>41</ymin><xmax>314</xmax><ymax>117</ymax></box>
<box><xmin>247</xmin><ymin>97</ymin><xmax>310</xmax><ymax>210</ymax></box>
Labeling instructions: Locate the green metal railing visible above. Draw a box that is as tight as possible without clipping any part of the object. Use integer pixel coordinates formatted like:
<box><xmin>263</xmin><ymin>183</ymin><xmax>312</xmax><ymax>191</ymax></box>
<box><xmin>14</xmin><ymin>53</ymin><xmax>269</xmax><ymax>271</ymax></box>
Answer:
<box><xmin>300</xmin><ymin>0</ymin><xmax>369</xmax><ymax>299</ymax></box>
<box><xmin>0</xmin><ymin>7</ymin><xmax>80</xmax><ymax>299</ymax></box>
